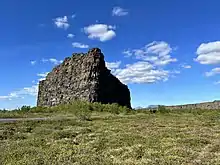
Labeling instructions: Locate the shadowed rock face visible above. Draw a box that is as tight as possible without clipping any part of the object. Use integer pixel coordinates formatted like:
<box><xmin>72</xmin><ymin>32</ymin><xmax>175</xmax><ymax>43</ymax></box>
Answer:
<box><xmin>37</xmin><ymin>48</ymin><xmax>131</xmax><ymax>108</ymax></box>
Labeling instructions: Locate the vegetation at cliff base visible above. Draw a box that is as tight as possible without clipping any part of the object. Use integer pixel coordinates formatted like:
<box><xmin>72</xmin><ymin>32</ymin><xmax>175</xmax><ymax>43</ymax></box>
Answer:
<box><xmin>0</xmin><ymin>102</ymin><xmax>220</xmax><ymax>164</ymax></box>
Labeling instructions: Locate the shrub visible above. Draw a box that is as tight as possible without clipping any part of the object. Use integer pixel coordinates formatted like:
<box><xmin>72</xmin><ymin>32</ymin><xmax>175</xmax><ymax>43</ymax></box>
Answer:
<box><xmin>31</xmin><ymin>106</ymin><xmax>55</xmax><ymax>113</ymax></box>
<box><xmin>149</xmin><ymin>109</ymin><xmax>157</xmax><ymax>113</ymax></box>
<box><xmin>102</xmin><ymin>103</ymin><xmax>131</xmax><ymax>114</ymax></box>
<box><xmin>0</xmin><ymin>100</ymin><xmax>132</xmax><ymax>118</ymax></box>
<box><xmin>68</xmin><ymin>101</ymin><xmax>131</xmax><ymax>116</ymax></box>
<box><xmin>90</xmin><ymin>102</ymin><xmax>104</xmax><ymax>112</ymax></box>
<box><xmin>19</xmin><ymin>106</ymin><xmax>31</xmax><ymax>112</ymax></box>
<box><xmin>158</xmin><ymin>105</ymin><xmax>170</xmax><ymax>113</ymax></box>
<box><xmin>71</xmin><ymin>101</ymin><xmax>92</xmax><ymax>121</ymax></box>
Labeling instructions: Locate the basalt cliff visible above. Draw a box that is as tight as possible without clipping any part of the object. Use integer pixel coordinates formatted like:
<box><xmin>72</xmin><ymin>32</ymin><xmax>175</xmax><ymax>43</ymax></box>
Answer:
<box><xmin>37</xmin><ymin>48</ymin><xmax>131</xmax><ymax>108</ymax></box>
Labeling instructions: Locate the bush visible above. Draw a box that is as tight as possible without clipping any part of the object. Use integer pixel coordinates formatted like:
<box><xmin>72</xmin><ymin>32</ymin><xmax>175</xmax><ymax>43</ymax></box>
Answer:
<box><xmin>71</xmin><ymin>101</ymin><xmax>92</xmax><ymax>121</ymax></box>
<box><xmin>0</xmin><ymin>100</ymin><xmax>132</xmax><ymax>118</ymax></box>
<box><xmin>31</xmin><ymin>106</ymin><xmax>54</xmax><ymax>113</ymax></box>
<box><xmin>67</xmin><ymin>101</ymin><xmax>131</xmax><ymax>116</ymax></box>
<box><xmin>90</xmin><ymin>102</ymin><xmax>105</xmax><ymax>112</ymax></box>
<box><xmin>19</xmin><ymin>106</ymin><xmax>31</xmax><ymax>112</ymax></box>
<box><xmin>149</xmin><ymin>109</ymin><xmax>157</xmax><ymax>113</ymax></box>
<box><xmin>102</xmin><ymin>103</ymin><xmax>131</xmax><ymax>114</ymax></box>
<box><xmin>158</xmin><ymin>105</ymin><xmax>170</xmax><ymax>113</ymax></box>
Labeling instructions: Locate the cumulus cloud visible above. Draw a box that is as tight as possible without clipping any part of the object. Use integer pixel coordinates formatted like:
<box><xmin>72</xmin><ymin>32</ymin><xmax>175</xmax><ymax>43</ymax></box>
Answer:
<box><xmin>67</xmin><ymin>34</ymin><xmax>75</xmax><ymax>38</ymax></box>
<box><xmin>42</xmin><ymin>58</ymin><xmax>63</xmax><ymax>65</ymax></box>
<box><xmin>84</xmin><ymin>24</ymin><xmax>116</xmax><ymax>42</ymax></box>
<box><xmin>53</xmin><ymin>16</ymin><xmax>69</xmax><ymax>29</ymax></box>
<box><xmin>106</xmin><ymin>61</ymin><xmax>121</xmax><ymax>70</ymax></box>
<box><xmin>112</xmin><ymin>7</ymin><xmax>128</xmax><ymax>16</ymax></box>
<box><xmin>72</xmin><ymin>42</ymin><xmax>89</xmax><ymax>48</ymax></box>
<box><xmin>112</xmin><ymin>61</ymin><xmax>174</xmax><ymax>84</ymax></box>
<box><xmin>195</xmin><ymin>41</ymin><xmax>220</xmax><ymax>64</ymax></box>
<box><xmin>123</xmin><ymin>41</ymin><xmax>177</xmax><ymax>66</ymax></box>
<box><xmin>119</xmin><ymin>41</ymin><xmax>179</xmax><ymax>84</ymax></box>
<box><xmin>0</xmin><ymin>85</ymin><xmax>38</xmax><ymax>100</ymax></box>
<box><xmin>0</xmin><ymin>71</ymin><xmax>50</xmax><ymax>101</ymax></box>
<box><xmin>205</xmin><ymin>68</ymin><xmax>220</xmax><ymax>77</ymax></box>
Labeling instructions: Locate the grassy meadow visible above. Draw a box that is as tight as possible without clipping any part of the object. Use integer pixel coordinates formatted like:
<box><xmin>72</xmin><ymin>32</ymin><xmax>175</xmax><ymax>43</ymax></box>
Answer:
<box><xmin>0</xmin><ymin>102</ymin><xmax>220</xmax><ymax>164</ymax></box>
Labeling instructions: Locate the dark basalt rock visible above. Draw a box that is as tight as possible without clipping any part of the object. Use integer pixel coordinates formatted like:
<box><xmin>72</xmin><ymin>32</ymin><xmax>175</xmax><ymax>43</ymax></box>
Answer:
<box><xmin>37</xmin><ymin>48</ymin><xmax>131</xmax><ymax>108</ymax></box>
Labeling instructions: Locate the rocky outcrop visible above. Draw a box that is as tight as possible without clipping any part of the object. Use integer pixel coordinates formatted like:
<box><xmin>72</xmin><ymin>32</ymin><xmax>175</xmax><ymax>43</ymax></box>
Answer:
<box><xmin>165</xmin><ymin>100</ymin><xmax>220</xmax><ymax>110</ymax></box>
<box><xmin>37</xmin><ymin>48</ymin><xmax>131</xmax><ymax>108</ymax></box>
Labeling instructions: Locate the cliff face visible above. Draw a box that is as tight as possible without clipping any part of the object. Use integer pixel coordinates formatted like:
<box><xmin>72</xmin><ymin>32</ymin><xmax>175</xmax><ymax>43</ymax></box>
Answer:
<box><xmin>165</xmin><ymin>100</ymin><xmax>220</xmax><ymax>110</ymax></box>
<box><xmin>37</xmin><ymin>48</ymin><xmax>131</xmax><ymax>108</ymax></box>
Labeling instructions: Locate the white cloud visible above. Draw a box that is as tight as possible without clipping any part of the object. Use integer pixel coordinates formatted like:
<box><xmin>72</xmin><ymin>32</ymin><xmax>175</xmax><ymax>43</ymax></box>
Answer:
<box><xmin>67</xmin><ymin>33</ymin><xmax>75</xmax><ymax>38</ymax></box>
<box><xmin>53</xmin><ymin>16</ymin><xmax>69</xmax><ymax>29</ymax></box>
<box><xmin>49</xmin><ymin>58</ymin><xmax>63</xmax><ymax>65</ymax></box>
<box><xmin>42</xmin><ymin>58</ymin><xmax>48</xmax><ymax>63</ymax></box>
<box><xmin>22</xmin><ymin>86</ymin><xmax>38</xmax><ymax>96</ymax></box>
<box><xmin>122</xmin><ymin>50</ymin><xmax>132</xmax><ymax>57</ymax></box>
<box><xmin>0</xmin><ymin>71</ymin><xmax>50</xmax><ymax>101</ymax></box>
<box><xmin>183</xmin><ymin>65</ymin><xmax>191</xmax><ymax>69</ymax></box>
<box><xmin>106</xmin><ymin>61</ymin><xmax>121</xmax><ymax>70</ymax></box>
<box><xmin>119</xmin><ymin>41</ymin><xmax>179</xmax><ymax>84</ymax></box>
<box><xmin>72</xmin><ymin>42</ymin><xmax>89</xmax><ymax>48</ymax></box>
<box><xmin>123</xmin><ymin>41</ymin><xmax>177</xmax><ymax>66</ymax></box>
<box><xmin>84</xmin><ymin>24</ymin><xmax>116</xmax><ymax>42</ymax></box>
<box><xmin>171</xmin><ymin>70</ymin><xmax>181</xmax><ymax>74</ymax></box>
<box><xmin>31</xmin><ymin>61</ymin><xmax>36</xmax><ymax>65</ymax></box>
<box><xmin>108</xmin><ymin>25</ymin><xmax>116</xmax><ymax>30</ymax></box>
<box><xmin>112</xmin><ymin>61</ymin><xmax>178</xmax><ymax>84</ymax></box>
<box><xmin>0</xmin><ymin>85</ymin><xmax>38</xmax><ymax>100</ymax></box>
<box><xmin>205</xmin><ymin>68</ymin><xmax>220</xmax><ymax>77</ymax></box>
<box><xmin>112</xmin><ymin>7</ymin><xmax>128</xmax><ymax>16</ymax></box>
<box><xmin>42</xmin><ymin>58</ymin><xmax>63</xmax><ymax>65</ymax></box>
<box><xmin>180</xmin><ymin>64</ymin><xmax>192</xmax><ymax>69</ymax></box>
<box><xmin>195</xmin><ymin>41</ymin><xmax>220</xmax><ymax>64</ymax></box>
<box><xmin>37</xmin><ymin>72</ymin><xmax>49</xmax><ymax>78</ymax></box>
<box><xmin>0</xmin><ymin>93</ymin><xmax>18</xmax><ymax>100</ymax></box>
<box><xmin>37</xmin><ymin>72</ymin><xmax>49</xmax><ymax>81</ymax></box>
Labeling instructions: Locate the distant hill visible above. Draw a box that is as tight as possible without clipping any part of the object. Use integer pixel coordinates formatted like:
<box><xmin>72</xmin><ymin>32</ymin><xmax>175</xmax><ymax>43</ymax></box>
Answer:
<box><xmin>147</xmin><ymin>105</ymin><xmax>159</xmax><ymax>109</ymax></box>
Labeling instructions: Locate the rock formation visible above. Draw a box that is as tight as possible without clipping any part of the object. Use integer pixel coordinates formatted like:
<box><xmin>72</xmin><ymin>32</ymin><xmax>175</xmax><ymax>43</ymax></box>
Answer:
<box><xmin>165</xmin><ymin>100</ymin><xmax>220</xmax><ymax>110</ymax></box>
<box><xmin>37</xmin><ymin>48</ymin><xmax>131</xmax><ymax>108</ymax></box>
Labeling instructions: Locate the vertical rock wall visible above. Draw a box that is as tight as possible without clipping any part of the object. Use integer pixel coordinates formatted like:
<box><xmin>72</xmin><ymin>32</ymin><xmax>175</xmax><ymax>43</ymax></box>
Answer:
<box><xmin>37</xmin><ymin>48</ymin><xmax>131</xmax><ymax>108</ymax></box>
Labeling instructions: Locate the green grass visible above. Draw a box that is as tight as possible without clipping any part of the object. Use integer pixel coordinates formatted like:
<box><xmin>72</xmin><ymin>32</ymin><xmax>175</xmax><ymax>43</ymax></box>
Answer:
<box><xmin>0</xmin><ymin>101</ymin><xmax>131</xmax><ymax>119</ymax></box>
<box><xmin>1</xmin><ymin>103</ymin><xmax>220</xmax><ymax>164</ymax></box>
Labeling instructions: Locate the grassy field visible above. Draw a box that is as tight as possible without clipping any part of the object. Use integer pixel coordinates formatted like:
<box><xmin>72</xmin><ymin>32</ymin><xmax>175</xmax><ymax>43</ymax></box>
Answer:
<box><xmin>0</xmin><ymin>103</ymin><xmax>220</xmax><ymax>164</ymax></box>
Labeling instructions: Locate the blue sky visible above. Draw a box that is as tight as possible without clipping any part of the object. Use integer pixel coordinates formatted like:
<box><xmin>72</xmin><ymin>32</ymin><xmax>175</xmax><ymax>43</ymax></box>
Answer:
<box><xmin>1</xmin><ymin>0</ymin><xmax>220</xmax><ymax>109</ymax></box>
